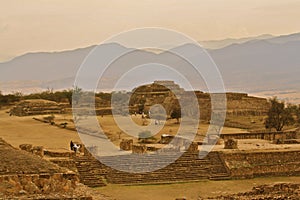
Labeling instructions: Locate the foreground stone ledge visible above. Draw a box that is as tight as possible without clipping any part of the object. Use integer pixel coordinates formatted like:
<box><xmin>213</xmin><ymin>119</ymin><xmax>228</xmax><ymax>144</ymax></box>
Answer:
<box><xmin>0</xmin><ymin>172</ymin><xmax>79</xmax><ymax>196</ymax></box>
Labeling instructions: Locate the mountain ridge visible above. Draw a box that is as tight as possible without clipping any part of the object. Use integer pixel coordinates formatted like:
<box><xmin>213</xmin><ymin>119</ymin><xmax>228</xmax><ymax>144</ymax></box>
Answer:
<box><xmin>0</xmin><ymin>33</ymin><xmax>299</xmax><ymax>103</ymax></box>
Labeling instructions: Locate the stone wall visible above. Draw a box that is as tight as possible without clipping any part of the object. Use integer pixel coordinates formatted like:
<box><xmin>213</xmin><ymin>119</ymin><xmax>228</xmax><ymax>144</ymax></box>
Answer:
<box><xmin>10</xmin><ymin>99</ymin><xmax>64</xmax><ymax>116</ymax></box>
<box><xmin>19</xmin><ymin>144</ymin><xmax>44</xmax><ymax>157</ymax></box>
<box><xmin>221</xmin><ymin>150</ymin><xmax>300</xmax><ymax>178</ymax></box>
<box><xmin>0</xmin><ymin>138</ymin><xmax>83</xmax><ymax>198</ymax></box>
<box><xmin>0</xmin><ymin>172</ymin><xmax>78</xmax><ymax>196</ymax></box>
<box><xmin>221</xmin><ymin>131</ymin><xmax>296</xmax><ymax>141</ymax></box>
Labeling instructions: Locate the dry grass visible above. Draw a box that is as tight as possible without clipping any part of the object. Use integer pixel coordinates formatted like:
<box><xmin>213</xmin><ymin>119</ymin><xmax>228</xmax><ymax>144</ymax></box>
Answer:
<box><xmin>97</xmin><ymin>176</ymin><xmax>300</xmax><ymax>200</ymax></box>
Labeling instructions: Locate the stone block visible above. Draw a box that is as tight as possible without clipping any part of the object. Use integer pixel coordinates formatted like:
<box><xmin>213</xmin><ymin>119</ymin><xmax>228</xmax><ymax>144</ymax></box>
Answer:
<box><xmin>31</xmin><ymin>146</ymin><xmax>44</xmax><ymax>157</ymax></box>
<box><xmin>132</xmin><ymin>145</ymin><xmax>147</xmax><ymax>154</ymax></box>
<box><xmin>186</xmin><ymin>142</ymin><xmax>199</xmax><ymax>153</ymax></box>
<box><xmin>19</xmin><ymin>144</ymin><xmax>32</xmax><ymax>152</ymax></box>
<box><xmin>120</xmin><ymin>139</ymin><xmax>133</xmax><ymax>151</ymax></box>
<box><xmin>224</xmin><ymin>139</ymin><xmax>238</xmax><ymax>149</ymax></box>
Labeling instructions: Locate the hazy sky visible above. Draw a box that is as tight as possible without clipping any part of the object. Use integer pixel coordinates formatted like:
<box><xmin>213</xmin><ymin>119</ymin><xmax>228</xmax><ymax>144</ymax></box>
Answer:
<box><xmin>1</xmin><ymin>0</ymin><xmax>300</xmax><ymax>62</ymax></box>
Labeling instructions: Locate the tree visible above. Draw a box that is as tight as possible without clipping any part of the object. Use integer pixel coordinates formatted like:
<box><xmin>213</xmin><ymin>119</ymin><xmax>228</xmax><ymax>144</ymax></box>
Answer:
<box><xmin>297</xmin><ymin>105</ymin><xmax>300</xmax><ymax>124</ymax></box>
<box><xmin>170</xmin><ymin>107</ymin><xmax>181</xmax><ymax>124</ymax></box>
<box><xmin>265</xmin><ymin>97</ymin><xmax>295</xmax><ymax>131</ymax></box>
<box><xmin>289</xmin><ymin>104</ymin><xmax>300</xmax><ymax>125</ymax></box>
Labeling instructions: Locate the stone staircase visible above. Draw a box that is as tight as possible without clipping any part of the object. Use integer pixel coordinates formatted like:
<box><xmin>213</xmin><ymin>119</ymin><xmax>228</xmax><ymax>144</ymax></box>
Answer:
<box><xmin>206</xmin><ymin>152</ymin><xmax>231</xmax><ymax>180</ymax></box>
<box><xmin>44</xmin><ymin>150</ymin><xmax>107</xmax><ymax>188</ymax></box>
<box><xmin>73</xmin><ymin>151</ymin><xmax>231</xmax><ymax>186</ymax></box>
<box><xmin>74</xmin><ymin>156</ymin><xmax>107</xmax><ymax>187</ymax></box>
<box><xmin>101</xmin><ymin>153</ymin><xmax>210</xmax><ymax>184</ymax></box>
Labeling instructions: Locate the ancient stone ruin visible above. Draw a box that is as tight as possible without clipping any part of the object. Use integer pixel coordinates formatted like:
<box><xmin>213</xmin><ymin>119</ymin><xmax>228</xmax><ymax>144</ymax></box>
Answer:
<box><xmin>132</xmin><ymin>144</ymin><xmax>147</xmax><ymax>154</ymax></box>
<box><xmin>120</xmin><ymin>139</ymin><xmax>133</xmax><ymax>151</ymax></box>
<box><xmin>19</xmin><ymin>144</ymin><xmax>44</xmax><ymax>157</ymax></box>
<box><xmin>128</xmin><ymin>81</ymin><xmax>270</xmax><ymax>120</ymax></box>
<box><xmin>224</xmin><ymin>138</ymin><xmax>238</xmax><ymax>149</ymax></box>
<box><xmin>0</xmin><ymin>138</ymin><xmax>91</xmax><ymax>199</ymax></box>
<box><xmin>10</xmin><ymin>99</ymin><xmax>64</xmax><ymax>116</ymax></box>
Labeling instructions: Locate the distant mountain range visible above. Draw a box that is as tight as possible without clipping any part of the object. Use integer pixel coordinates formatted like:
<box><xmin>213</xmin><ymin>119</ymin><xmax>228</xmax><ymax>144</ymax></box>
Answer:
<box><xmin>0</xmin><ymin>32</ymin><xmax>300</xmax><ymax>103</ymax></box>
<box><xmin>199</xmin><ymin>34</ymin><xmax>274</xmax><ymax>49</ymax></box>
<box><xmin>200</xmin><ymin>32</ymin><xmax>300</xmax><ymax>49</ymax></box>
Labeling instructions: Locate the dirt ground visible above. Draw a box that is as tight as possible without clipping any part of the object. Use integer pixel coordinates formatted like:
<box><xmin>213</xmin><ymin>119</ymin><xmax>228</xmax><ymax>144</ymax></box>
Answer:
<box><xmin>97</xmin><ymin>176</ymin><xmax>300</xmax><ymax>200</ymax></box>
<box><xmin>0</xmin><ymin>109</ymin><xmax>81</xmax><ymax>150</ymax></box>
<box><xmin>0</xmin><ymin>108</ymin><xmax>246</xmax><ymax>148</ymax></box>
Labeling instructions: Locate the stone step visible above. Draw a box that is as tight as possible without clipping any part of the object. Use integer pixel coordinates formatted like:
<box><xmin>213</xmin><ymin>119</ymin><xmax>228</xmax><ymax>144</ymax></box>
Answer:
<box><xmin>73</xmin><ymin>151</ymin><xmax>231</xmax><ymax>185</ymax></box>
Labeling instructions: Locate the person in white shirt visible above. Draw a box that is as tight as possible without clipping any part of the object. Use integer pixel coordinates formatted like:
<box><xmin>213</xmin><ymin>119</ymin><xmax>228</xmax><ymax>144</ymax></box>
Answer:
<box><xmin>73</xmin><ymin>143</ymin><xmax>80</xmax><ymax>153</ymax></box>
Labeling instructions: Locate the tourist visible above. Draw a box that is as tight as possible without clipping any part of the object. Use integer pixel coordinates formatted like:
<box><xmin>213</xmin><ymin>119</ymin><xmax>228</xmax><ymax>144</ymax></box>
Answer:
<box><xmin>73</xmin><ymin>143</ymin><xmax>80</xmax><ymax>153</ymax></box>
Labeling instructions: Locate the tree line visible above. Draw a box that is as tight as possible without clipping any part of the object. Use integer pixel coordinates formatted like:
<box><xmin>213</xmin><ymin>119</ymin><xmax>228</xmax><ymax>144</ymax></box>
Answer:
<box><xmin>0</xmin><ymin>88</ymin><xmax>112</xmax><ymax>107</ymax></box>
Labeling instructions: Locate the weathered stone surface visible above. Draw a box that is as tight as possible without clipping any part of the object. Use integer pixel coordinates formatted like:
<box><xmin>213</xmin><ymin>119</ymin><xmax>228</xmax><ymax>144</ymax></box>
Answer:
<box><xmin>224</xmin><ymin>139</ymin><xmax>238</xmax><ymax>149</ymax></box>
<box><xmin>19</xmin><ymin>144</ymin><xmax>33</xmax><ymax>152</ymax></box>
<box><xmin>222</xmin><ymin>150</ymin><xmax>300</xmax><ymax>178</ymax></box>
<box><xmin>186</xmin><ymin>142</ymin><xmax>199</xmax><ymax>153</ymax></box>
<box><xmin>0</xmin><ymin>138</ymin><xmax>83</xmax><ymax>198</ymax></box>
<box><xmin>32</xmin><ymin>146</ymin><xmax>44</xmax><ymax>157</ymax></box>
<box><xmin>10</xmin><ymin>99</ymin><xmax>64</xmax><ymax>116</ymax></box>
<box><xmin>120</xmin><ymin>139</ymin><xmax>133</xmax><ymax>151</ymax></box>
<box><xmin>132</xmin><ymin>145</ymin><xmax>147</xmax><ymax>154</ymax></box>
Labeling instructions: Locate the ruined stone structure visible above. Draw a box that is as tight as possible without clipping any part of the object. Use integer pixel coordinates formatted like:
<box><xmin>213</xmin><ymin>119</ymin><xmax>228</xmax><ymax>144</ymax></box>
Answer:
<box><xmin>0</xmin><ymin>138</ymin><xmax>84</xmax><ymax>199</ymax></box>
<box><xmin>132</xmin><ymin>144</ymin><xmax>147</xmax><ymax>154</ymax></box>
<box><xmin>39</xmin><ymin>141</ymin><xmax>300</xmax><ymax>188</ymax></box>
<box><xmin>19</xmin><ymin>144</ymin><xmax>45</xmax><ymax>157</ymax></box>
<box><xmin>73</xmin><ymin>151</ymin><xmax>230</xmax><ymax>185</ymax></box>
<box><xmin>221</xmin><ymin>150</ymin><xmax>300</xmax><ymax>178</ymax></box>
<box><xmin>220</xmin><ymin>130</ymin><xmax>296</xmax><ymax>141</ymax></box>
<box><xmin>10</xmin><ymin>99</ymin><xmax>64</xmax><ymax>116</ymax></box>
<box><xmin>129</xmin><ymin>81</ymin><xmax>182</xmax><ymax>115</ymax></box>
<box><xmin>224</xmin><ymin>139</ymin><xmax>238</xmax><ymax>149</ymax></box>
<box><xmin>128</xmin><ymin>81</ymin><xmax>269</xmax><ymax>120</ymax></box>
<box><xmin>120</xmin><ymin>139</ymin><xmax>133</xmax><ymax>151</ymax></box>
<box><xmin>186</xmin><ymin>142</ymin><xmax>199</xmax><ymax>153</ymax></box>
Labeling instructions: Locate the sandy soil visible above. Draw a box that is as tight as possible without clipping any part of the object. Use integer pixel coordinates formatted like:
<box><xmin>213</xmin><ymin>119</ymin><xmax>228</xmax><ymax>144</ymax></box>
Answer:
<box><xmin>0</xmin><ymin>109</ymin><xmax>80</xmax><ymax>150</ymax></box>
